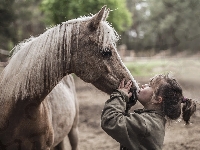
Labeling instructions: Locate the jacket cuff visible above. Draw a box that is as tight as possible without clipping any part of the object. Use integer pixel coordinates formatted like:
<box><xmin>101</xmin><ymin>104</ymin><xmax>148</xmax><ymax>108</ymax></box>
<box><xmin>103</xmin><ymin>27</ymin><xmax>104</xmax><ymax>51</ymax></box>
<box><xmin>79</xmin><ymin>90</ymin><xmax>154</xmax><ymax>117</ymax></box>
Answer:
<box><xmin>110</xmin><ymin>89</ymin><xmax>129</xmax><ymax>102</ymax></box>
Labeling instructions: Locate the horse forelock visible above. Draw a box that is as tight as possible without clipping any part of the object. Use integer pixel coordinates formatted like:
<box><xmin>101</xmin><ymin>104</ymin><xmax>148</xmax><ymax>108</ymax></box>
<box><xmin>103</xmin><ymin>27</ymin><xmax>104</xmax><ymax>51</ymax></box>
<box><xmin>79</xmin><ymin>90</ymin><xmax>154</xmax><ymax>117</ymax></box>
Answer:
<box><xmin>98</xmin><ymin>21</ymin><xmax>119</xmax><ymax>50</ymax></box>
<box><xmin>62</xmin><ymin>13</ymin><xmax>119</xmax><ymax>49</ymax></box>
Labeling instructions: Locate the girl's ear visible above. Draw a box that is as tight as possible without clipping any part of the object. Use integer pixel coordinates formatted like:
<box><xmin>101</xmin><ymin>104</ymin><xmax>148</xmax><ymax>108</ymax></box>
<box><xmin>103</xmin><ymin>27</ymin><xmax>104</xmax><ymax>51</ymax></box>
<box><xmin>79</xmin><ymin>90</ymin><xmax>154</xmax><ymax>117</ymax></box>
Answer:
<box><xmin>157</xmin><ymin>96</ymin><xmax>163</xmax><ymax>104</ymax></box>
<box><xmin>152</xmin><ymin>96</ymin><xmax>163</xmax><ymax>104</ymax></box>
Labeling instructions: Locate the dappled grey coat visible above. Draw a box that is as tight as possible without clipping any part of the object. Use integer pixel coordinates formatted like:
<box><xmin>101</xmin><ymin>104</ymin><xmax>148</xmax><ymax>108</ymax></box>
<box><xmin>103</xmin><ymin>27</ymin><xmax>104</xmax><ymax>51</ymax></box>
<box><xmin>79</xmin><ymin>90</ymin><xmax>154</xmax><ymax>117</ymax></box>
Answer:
<box><xmin>101</xmin><ymin>90</ymin><xmax>166</xmax><ymax>150</ymax></box>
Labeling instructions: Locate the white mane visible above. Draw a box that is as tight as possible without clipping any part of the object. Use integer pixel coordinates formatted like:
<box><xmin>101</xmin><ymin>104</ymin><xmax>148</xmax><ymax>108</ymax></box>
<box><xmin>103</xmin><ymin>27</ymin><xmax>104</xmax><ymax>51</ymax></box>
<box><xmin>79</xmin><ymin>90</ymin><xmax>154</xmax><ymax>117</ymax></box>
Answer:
<box><xmin>0</xmin><ymin>15</ymin><xmax>120</xmax><ymax>101</ymax></box>
<box><xmin>11</xmin><ymin>15</ymin><xmax>119</xmax><ymax>57</ymax></box>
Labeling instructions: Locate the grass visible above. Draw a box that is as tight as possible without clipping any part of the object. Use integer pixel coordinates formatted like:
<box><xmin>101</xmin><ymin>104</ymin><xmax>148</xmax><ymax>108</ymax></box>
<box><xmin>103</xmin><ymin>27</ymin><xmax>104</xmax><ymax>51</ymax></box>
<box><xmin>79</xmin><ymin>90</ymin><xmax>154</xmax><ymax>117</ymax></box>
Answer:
<box><xmin>124</xmin><ymin>58</ymin><xmax>200</xmax><ymax>78</ymax></box>
<box><xmin>125</xmin><ymin>59</ymin><xmax>168</xmax><ymax>77</ymax></box>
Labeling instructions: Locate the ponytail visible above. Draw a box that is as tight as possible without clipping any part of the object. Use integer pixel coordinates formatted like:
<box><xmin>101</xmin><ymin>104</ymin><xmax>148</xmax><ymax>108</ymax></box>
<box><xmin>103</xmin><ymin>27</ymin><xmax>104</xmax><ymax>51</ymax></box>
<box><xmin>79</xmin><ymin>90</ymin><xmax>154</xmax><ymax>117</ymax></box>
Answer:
<box><xmin>181</xmin><ymin>98</ymin><xmax>196</xmax><ymax>125</ymax></box>
<box><xmin>150</xmin><ymin>74</ymin><xmax>196</xmax><ymax>125</ymax></box>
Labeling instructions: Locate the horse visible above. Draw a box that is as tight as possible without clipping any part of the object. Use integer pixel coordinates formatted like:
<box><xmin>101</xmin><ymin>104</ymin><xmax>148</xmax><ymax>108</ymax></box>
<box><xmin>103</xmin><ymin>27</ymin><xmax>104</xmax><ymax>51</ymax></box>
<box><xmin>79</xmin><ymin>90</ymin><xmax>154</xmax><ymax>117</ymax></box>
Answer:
<box><xmin>0</xmin><ymin>6</ymin><xmax>139</xmax><ymax>150</ymax></box>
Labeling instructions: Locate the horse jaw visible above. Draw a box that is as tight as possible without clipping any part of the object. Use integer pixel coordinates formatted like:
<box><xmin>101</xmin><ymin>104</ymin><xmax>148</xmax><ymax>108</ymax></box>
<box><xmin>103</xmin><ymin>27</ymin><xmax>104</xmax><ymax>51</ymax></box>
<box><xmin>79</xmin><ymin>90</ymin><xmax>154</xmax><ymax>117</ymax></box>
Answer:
<box><xmin>91</xmin><ymin>61</ymin><xmax>139</xmax><ymax>95</ymax></box>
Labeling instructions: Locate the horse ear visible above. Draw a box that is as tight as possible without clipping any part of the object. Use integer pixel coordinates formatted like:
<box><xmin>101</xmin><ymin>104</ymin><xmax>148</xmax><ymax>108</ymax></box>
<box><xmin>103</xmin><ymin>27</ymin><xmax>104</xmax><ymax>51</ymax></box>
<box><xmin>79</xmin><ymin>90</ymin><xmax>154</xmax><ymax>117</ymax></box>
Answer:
<box><xmin>89</xmin><ymin>5</ymin><xmax>108</xmax><ymax>31</ymax></box>
<box><xmin>102</xmin><ymin>8</ymin><xmax>110</xmax><ymax>21</ymax></box>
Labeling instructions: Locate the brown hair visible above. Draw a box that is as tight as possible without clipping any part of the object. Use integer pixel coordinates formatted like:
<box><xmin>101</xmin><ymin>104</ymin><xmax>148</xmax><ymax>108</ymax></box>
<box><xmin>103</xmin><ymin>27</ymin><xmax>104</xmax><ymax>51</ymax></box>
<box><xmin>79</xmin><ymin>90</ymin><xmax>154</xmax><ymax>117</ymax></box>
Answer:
<box><xmin>182</xmin><ymin>98</ymin><xmax>196</xmax><ymax>124</ymax></box>
<box><xmin>150</xmin><ymin>74</ymin><xmax>196</xmax><ymax>124</ymax></box>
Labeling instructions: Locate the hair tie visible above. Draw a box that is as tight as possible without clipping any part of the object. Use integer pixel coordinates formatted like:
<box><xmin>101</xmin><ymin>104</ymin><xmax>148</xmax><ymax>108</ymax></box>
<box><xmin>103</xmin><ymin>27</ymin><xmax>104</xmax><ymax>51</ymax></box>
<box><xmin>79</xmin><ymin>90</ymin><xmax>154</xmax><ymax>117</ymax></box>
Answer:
<box><xmin>182</xmin><ymin>97</ymin><xmax>188</xmax><ymax>103</ymax></box>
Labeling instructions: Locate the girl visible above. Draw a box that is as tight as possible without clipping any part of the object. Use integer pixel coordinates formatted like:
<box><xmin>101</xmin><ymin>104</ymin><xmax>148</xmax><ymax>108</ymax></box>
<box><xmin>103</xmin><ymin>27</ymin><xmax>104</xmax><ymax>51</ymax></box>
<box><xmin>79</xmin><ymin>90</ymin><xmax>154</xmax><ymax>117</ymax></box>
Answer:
<box><xmin>101</xmin><ymin>74</ymin><xmax>196</xmax><ymax>150</ymax></box>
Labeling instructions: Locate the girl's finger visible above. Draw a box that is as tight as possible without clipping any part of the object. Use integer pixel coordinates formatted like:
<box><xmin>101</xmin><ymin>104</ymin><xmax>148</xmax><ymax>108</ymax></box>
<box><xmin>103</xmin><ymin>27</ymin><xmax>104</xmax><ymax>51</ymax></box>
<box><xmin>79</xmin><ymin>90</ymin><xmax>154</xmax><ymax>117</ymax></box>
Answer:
<box><xmin>121</xmin><ymin>78</ymin><xmax>125</xmax><ymax>88</ymax></box>
<box><xmin>118</xmin><ymin>81</ymin><xmax>121</xmax><ymax>88</ymax></box>
<box><xmin>128</xmin><ymin>92</ymin><xmax>133</xmax><ymax>98</ymax></box>
<box><xmin>125</xmin><ymin>80</ymin><xmax>132</xmax><ymax>88</ymax></box>
<box><xmin>127</xmin><ymin>80</ymin><xmax>132</xmax><ymax>86</ymax></box>
<box><xmin>118</xmin><ymin>78</ymin><xmax>125</xmax><ymax>88</ymax></box>
<box><xmin>128</xmin><ymin>81</ymin><xmax>132</xmax><ymax>88</ymax></box>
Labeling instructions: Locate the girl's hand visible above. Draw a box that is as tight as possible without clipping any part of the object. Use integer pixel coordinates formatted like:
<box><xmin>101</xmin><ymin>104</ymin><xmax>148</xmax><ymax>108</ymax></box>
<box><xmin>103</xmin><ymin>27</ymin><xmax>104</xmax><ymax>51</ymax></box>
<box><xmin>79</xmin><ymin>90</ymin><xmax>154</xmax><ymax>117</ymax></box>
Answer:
<box><xmin>118</xmin><ymin>78</ymin><xmax>133</xmax><ymax>98</ymax></box>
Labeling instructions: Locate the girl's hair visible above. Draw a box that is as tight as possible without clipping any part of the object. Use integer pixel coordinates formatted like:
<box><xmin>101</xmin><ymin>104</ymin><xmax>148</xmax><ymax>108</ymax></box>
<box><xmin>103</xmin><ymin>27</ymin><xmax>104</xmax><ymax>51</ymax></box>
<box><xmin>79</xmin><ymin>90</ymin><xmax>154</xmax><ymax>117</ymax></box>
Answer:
<box><xmin>150</xmin><ymin>74</ymin><xmax>196</xmax><ymax>124</ymax></box>
<box><xmin>182</xmin><ymin>98</ymin><xmax>196</xmax><ymax>124</ymax></box>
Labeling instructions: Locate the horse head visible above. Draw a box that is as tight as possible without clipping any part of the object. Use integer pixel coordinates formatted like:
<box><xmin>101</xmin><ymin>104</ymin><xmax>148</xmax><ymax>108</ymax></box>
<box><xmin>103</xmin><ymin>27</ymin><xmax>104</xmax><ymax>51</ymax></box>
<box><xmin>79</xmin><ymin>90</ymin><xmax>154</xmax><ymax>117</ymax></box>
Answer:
<box><xmin>69</xmin><ymin>6</ymin><xmax>139</xmax><ymax>94</ymax></box>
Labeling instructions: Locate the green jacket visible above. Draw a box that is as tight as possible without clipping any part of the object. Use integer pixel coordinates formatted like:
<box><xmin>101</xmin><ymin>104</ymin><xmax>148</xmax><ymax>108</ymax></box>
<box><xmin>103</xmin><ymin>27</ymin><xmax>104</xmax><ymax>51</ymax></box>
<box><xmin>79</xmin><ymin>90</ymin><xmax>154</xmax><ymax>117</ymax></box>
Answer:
<box><xmin>101</xmin><ymin>90</ymin><xmax>166</xmax><ymax>150</ymax></box>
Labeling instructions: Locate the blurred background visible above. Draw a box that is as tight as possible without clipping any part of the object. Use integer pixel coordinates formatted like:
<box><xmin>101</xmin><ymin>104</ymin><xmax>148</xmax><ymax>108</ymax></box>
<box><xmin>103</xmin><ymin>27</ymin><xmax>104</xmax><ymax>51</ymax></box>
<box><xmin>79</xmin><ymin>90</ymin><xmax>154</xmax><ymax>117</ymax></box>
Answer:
<box><xmin>1</xmin><ymin>0</ymin><xmax>200</xmax><ymax>149</ymax></box>
<box><xmin>1</xmin><ymin>0</ymin><xmax>200</xmax><ymax>56</ymax></box>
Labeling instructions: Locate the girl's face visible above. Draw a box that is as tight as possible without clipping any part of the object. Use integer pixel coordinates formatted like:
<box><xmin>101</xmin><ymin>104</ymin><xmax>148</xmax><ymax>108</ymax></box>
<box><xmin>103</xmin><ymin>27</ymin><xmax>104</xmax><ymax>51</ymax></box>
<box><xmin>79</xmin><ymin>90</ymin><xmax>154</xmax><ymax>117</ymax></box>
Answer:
<box><xmin>137</xmin><ymin>83</ymin><xmax>154</xmax><ymax>106</ymax></box>
<box><xmin>137</xmin><ymin>76</ymin><xmax>163</xmax><ymax>106</ymax></box>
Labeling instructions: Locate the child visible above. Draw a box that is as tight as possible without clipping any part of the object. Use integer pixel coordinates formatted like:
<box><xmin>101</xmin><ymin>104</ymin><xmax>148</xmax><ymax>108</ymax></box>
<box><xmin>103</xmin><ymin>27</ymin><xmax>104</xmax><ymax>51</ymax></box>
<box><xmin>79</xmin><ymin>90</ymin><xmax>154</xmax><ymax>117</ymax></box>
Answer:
<box><xmin>101</xmin><ymin>74</ymin><xmax>196</xmax><ymax>150</ymax></box>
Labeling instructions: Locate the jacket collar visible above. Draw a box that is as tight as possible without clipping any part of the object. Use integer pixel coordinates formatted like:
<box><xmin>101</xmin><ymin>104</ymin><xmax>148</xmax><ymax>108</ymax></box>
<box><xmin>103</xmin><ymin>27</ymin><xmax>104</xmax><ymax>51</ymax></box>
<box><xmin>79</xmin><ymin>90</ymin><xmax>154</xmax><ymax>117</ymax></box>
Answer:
<box><xmin>134</xmin><ymin>109</ymin><xmax>165</xmax><ymax>117</ymax></box>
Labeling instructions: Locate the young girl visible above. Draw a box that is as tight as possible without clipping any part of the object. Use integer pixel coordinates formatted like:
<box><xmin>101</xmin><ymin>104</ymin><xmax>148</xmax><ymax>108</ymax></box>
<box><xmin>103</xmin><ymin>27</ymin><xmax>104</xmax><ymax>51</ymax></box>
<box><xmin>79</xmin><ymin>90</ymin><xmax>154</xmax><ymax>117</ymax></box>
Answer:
<box><xmin>101</xmin><ymin>74</ymin><xmax>196</xmax><ymax>150</ymax></box>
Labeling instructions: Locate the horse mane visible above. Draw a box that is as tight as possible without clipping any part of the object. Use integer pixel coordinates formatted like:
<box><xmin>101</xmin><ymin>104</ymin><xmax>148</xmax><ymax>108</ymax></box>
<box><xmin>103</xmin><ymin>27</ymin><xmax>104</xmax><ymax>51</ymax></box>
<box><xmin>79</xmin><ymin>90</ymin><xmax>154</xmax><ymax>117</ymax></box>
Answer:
<box><xmin>1</xmin><ymin>13</ymin><xmax>120</xmax><ymax>101</ymax></box>
<box><xmin>11</xmin><ymin>13</ymin><xmax>119</xmax><ymax>57</ymax></box>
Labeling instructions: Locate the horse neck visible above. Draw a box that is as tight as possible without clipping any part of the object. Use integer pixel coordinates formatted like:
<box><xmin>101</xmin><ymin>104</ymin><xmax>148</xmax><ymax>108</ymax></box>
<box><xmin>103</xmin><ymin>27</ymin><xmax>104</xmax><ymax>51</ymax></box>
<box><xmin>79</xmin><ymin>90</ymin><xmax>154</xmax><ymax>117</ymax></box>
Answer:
<box><xmin>0</xmin><ymin>23</ymin><xmax>75</xmax><ymax>104</ymax></box>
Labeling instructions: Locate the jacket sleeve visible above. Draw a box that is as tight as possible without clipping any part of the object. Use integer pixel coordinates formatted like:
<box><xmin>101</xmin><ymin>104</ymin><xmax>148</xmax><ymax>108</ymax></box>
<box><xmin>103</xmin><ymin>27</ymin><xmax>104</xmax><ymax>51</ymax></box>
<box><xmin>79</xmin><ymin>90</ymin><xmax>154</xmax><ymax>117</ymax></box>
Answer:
<box><xmin>101</xmin><ymin>90</ymin><xmax>147</xmax><ymax>148</ymax></box>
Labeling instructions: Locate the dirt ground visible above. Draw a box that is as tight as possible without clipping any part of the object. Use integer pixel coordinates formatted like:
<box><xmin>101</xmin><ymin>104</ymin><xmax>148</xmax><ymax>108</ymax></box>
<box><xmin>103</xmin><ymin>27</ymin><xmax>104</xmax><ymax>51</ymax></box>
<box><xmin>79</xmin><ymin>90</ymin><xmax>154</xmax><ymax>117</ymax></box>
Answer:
<box><xmin>75</xmin><ymin>74</ymin><xmax>200</xmax><ymax>150</ymax></box>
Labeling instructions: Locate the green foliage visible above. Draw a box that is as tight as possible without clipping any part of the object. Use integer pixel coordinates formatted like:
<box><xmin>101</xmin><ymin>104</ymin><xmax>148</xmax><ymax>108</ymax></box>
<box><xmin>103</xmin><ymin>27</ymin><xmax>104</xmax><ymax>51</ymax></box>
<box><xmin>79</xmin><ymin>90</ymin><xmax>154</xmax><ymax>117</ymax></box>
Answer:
<box><xmin>40</xmin><ymin>0</ymin><xmax>132</xmax><ymax>33</ymax></box>
<box><xmin>0</xmin><ymin>0</ymin><xmax>16</xmax><ymax>50</ymax></box>
<box><xmin>0</xmin><ymin>0</ymin><xmax>46</xmax><ymax>51</ymax></box>
<box><xmin>125</xmin><ymin>60</ymin><xmax>167</xmax><ymax>77</ymax></box>
<box><xmin>13</xmin><ymin>0</ymin><xmax>46</xmax><ymax>42</ymax></box>
<box><xmin>123</xmin><ymin>0</ymin><xmax>200</xmax><ymax>53</ymax></box>
<box><xmin>1</xmin><ymin>0</ymin><xmax>200</xmax><ymax>54</ymax></box>
<box><xmin>125</xmin><ymin>58</ymin><xmax>200</xmax><ymax>83</ymax></box>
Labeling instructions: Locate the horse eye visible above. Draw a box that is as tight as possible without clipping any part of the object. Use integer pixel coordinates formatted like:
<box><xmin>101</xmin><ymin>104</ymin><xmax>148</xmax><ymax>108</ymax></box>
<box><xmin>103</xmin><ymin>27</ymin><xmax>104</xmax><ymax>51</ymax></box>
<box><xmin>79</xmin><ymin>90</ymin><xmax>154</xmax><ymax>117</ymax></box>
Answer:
<box><xmin>100</xmin><ymin>48</ymin><xmax>112</xmax><ymax>57</ymax></box>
